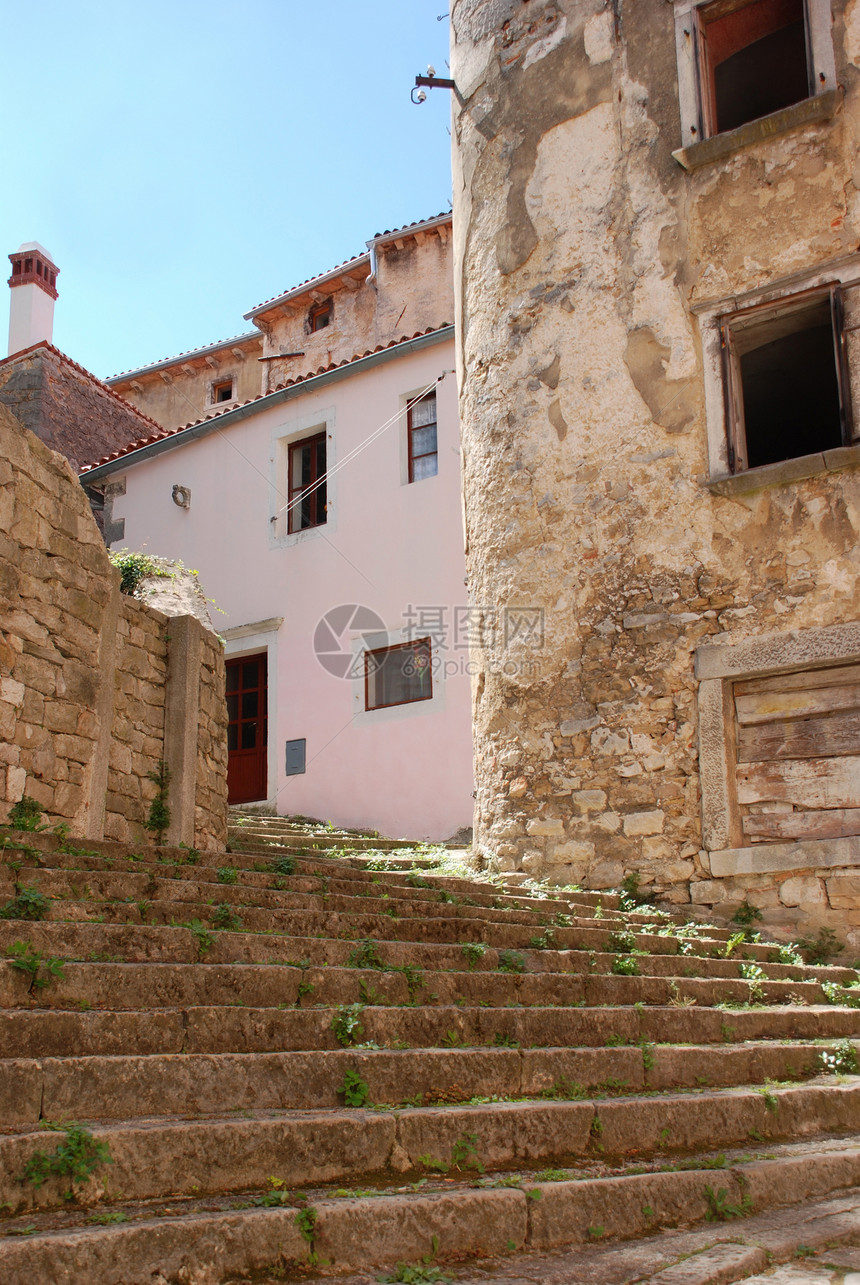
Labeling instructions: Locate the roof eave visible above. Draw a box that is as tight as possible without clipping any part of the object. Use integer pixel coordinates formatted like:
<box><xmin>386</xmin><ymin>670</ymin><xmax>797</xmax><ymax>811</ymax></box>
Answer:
<box><xmin>243</xmin><ymin>255</ymin><xmax>371</xmax><ymax>323</ymax></box>
<box><xmin>105</xmin><ymin>331</ymin><xmax>262</xmax><ymax>384</ymax></box>
<box><xmin>80</xmin><ymin>325</ymin><xmax>455</xmax><ymax>484</ymax></box>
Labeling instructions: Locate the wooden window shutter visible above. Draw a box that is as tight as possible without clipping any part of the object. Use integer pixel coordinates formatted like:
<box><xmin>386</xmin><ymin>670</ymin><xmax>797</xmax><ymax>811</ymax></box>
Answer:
<box><xmin>830</xmin><ymin>284</ymin><xmax>855</xmax><ymax>444</ymax></box>
<box><xmin>720</xmin><ymin>318</ymin><xmax>747</xmax><ymax>472</ymax></box>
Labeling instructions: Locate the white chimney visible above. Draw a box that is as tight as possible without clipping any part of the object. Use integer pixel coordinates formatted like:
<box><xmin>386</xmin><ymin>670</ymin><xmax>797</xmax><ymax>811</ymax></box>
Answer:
<box><xmin>7</xmin><ymin>241</ymin><xmax>59</xmax><ymax>356</ymax></box>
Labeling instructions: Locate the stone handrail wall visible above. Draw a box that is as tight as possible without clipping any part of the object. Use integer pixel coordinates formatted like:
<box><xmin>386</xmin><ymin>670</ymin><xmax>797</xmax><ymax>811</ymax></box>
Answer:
<box><xmin>0</xmin><ymin>403</ymin><xmax>227</xmax><ymax>849</ymax></box>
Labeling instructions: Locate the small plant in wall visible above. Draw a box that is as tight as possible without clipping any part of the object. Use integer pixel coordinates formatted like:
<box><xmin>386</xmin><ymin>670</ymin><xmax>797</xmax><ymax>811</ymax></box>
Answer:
<box><xmin>145</xmin><ymin>761</ymin><xmax>171</xmax><ymax>845</ymax></box>
<box><xmin>109</xmin><ymin>549</ymin><xmax>170</xmax><ymax>597</ymax></box>
<box><xmin>4</xmin><ymin>797</ymin><xmax>46</xmax><ymax>833</ymax></box>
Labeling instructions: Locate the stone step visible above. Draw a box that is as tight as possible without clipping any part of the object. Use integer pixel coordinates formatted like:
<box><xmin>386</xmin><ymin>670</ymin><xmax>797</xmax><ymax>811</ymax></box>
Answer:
<box><xmin>1</xmin><ymin>881</ymin><xmax>828</xmax><ymax>970</ymax></box>
<box><xmin>4</xmin><ymin>839</ymin><xmax>631</xmax><ymax>921</ymax></box>
<box><xmin>0</xmin><ymin>1041</ymin><xmax>836</xmax><ymax>1125</ymax></box>
<box><xmin>2</xmin><ymin>922</ymin><xmax>854</xmax><ymax>1013</ymax></box>
<box><xmin>2</xmin><ymin>1001</ymin><xmax>858</xmax><ymax>1059</ymax></box>
<box><xmin>0</xmin><ymin>957</ymin><xmax>840</xmax><ymax>1013</ymax></box>
<box><xmin>2</xmin><ymin>1081</ymin><xmax>859</xmax><ymax>1217</ymax></box>
<box><xmin>1</xmin><ymin>1138</ymin><xmax>859</xmax><ymax>1284</ymax></box>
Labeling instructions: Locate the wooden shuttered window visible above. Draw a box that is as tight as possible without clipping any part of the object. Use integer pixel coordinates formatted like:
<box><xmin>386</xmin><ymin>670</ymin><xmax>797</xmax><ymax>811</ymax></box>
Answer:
<box><xmin>694</xmin><ymin>0</ymin><xmax>811</xmax><ymax>138</ymax></box>
<box><xmin>719</xmin><ymin>283</ymin><xmax>853</xmax><ymax>473</ymax></box>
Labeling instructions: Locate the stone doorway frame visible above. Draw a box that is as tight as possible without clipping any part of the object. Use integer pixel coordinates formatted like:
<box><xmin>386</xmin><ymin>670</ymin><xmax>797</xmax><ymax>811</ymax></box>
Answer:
<box><xmin>696</xmin><ymin>620</ymin><xmax>860</xmax><ymax>879</ymax></box>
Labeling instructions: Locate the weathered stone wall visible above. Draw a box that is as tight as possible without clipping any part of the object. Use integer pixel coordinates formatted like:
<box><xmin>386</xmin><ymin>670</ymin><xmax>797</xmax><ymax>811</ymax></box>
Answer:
<box><xmin>103</xmin><ymin>596</ymin><xmax>168</xmax><ymax>843</ymax></box>
<box><xmin>0</xmin><ymin>402</ymin><xmax>227</xmax><ymax>850</ymax></box>
<box><xmin>254</xmin><ymin>224</ymin><xmax>453</xmax><ymax>395</ymax></box>
<box><xmin>452</xmin><ymin>0</ymin><xmax>860</xmax><ymax>949</ymax></box>
<box><xmin>0</xmin><ymin>343</ymin><xmax>159</xmax><ymax>473</ymax></box>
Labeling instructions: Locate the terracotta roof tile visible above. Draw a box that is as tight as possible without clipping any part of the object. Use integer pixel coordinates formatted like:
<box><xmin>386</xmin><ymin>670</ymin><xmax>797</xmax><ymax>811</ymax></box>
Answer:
<box><xmin>245</xmin><ymin>212</ymin><xmax>451</xmax><ymax>318</ymax></box>
<box><xmin>80</xmin><ymin>324</ymin><xmax>453</xmax><ymax>474</ymax></box>
<box><xmin>106</xmin><ymin>330</ymin><xmax>262</xmax><ymax>382</ymax></box>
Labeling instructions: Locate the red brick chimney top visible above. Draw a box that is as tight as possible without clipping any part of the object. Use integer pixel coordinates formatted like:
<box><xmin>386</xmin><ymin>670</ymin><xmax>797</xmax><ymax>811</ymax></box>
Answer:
<box><xmin>8</xmin><ymin>243</ymin><xmax>59</xmax><ymax>300</ymax></box>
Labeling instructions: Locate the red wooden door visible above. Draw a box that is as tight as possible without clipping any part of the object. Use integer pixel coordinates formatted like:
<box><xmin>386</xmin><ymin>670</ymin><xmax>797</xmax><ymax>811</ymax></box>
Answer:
<box><xmin>226</xmin><ymin>653</ymin><xmax>268</xmax><ymax>804</ymax></box>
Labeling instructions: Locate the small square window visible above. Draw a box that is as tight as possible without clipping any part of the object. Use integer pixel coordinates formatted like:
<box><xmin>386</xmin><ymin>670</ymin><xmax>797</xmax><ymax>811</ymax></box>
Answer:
<box><xmin>309</xmin><ymin>300</ymin><xmax>332</xmax><ymax>333</ymax></box>
<box><xmin>211</xmin><ymin>378</ymin><xmax>235</xmax><ymax>404</ymax></box>
<box><xmin>696</xmin><ymin>0</ymin><xmax>810</xmax><ymax>137</ymax></box>
<box><xmin>365</xmin><ymin>638</ymin><xmax>433</xmax><ymax>711</ymax></box>
<box><xmin>719</xmin><ymin>285</ymin><xmax>853</xmax><ymax>473</ymax></box>
<box><xmin>288</xmin><ymin>431</ymin><xmax>327</xmax><ymax>533</ymax></box>
<box><xmin>408</xmin><ymin>392</ymin><xmax>438</xmax><ymax>483</ymax></box>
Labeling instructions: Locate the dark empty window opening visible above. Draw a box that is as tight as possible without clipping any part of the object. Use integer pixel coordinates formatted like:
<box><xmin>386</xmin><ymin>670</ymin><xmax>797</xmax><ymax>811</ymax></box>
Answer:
<box><xmin>720</xmin><ymin>286</ymin><xmax>853</xmax><ymax>473</ymax></box>
<box><xmin>698</xmin><ymin>0</ymin><xmax>810</xmax><ymax>136</ymax></box>
<box><xmin>365</xmin><ymin>638</ymin><xmax>433</xmax><ymax>711</ymax></box>
<box><xmin>309</xmin><ymin>299</ymin><xmax>332</xmax><ymax>333</ymax></box>
<box><xmin>288</xmin><ymin>431</ymin><xmax>327</xmax><ymax>533</ymax></box>
<box><xmin>408</xmin><ymin>391</ymin><xmax>438</xmax><ymax>482</ymax></box>
<box><xmin>212</xmin><ymin>378</ymin><xmax>235</xmax><ymax>404</ymax></box>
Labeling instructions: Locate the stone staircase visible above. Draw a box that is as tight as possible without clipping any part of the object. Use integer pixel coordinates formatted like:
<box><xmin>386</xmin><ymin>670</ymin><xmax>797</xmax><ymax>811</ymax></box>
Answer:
<box><xmin>0</xmin><ymin>822</ymin><xmax>858</xmax><ymax>1284</ymax></box>
<box><xmin>227</xmin><ymin>806</ymin><xmax>467</xmax><ymax>856</ymax></box>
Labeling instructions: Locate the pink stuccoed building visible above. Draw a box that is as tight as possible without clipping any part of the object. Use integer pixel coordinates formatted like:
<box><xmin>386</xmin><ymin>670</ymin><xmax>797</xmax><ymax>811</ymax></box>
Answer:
<box><xmin>81</xmin><ymin>216</ymin><xmax>474</xmax><ymax>842</ymax></box>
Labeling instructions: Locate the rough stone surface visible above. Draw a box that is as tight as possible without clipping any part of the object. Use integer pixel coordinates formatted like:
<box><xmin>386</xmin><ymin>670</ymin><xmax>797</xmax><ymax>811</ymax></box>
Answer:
<box><xmin>0</xmin><ymin>403</ymin><xmax>227</xmax><ymax>848</ymax></box>
<box><xmin>452</xmin><ymin>0</ymin><xmax>860</xmax><ymax>947</ymax></box>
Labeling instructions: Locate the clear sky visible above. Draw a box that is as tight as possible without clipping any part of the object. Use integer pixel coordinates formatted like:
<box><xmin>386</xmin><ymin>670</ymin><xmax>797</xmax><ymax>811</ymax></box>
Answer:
<box><xmin>0</xmin><ymin>0</ymin><xmax>454</xmax><ymax>379</ymax></box>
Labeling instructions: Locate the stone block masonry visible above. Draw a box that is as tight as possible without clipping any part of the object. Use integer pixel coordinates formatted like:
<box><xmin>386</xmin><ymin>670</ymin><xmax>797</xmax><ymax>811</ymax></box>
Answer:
<box><xmin>451</xmin><ymin>0</ymin><xmax>860</xmax><ymax>950</ymax></box>
<box><xmin>0</xmin><ymin>402</ymin><xmax>227</xmax><ymax>849</ymax></box>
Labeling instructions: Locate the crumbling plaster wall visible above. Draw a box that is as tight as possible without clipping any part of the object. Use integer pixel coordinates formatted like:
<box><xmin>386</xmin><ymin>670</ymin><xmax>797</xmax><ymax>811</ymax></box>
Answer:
<box><xmin>0</xmin><ymin>403</ymin><xmax>228</xmax><ymax>850</ymax></box>
<box><xmin>452</xmin><ymin>0</ymin><xmax>860</xmax><ymax>945</ymax></box>
<box><xmin>261</xmin><ymin>231</ymin><xmax>454</xmax><ymax>390</ymax></box>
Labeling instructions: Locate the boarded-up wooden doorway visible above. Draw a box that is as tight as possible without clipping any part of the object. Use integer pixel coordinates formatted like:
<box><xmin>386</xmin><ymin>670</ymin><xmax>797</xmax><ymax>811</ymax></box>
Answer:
<box><xmin>226</xmin><ymin>653</ymin><xmax>268</xmax><ymax>805</ymax></box>
<box><xmin>735</xmin><ymin>663</ymin><xmax>860</xmax><ymax>842</ymax></box>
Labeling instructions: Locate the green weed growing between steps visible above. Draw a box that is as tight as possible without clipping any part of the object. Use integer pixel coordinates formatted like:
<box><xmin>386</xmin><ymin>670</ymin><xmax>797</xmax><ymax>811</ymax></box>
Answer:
<box><xmin>704</xmin><ymin>1181</ymin><xmax>753</xmax><ymax>1220</ymax></box>
<box><xmin>1</xmin><ymin>886</ymin><xmax>50</xmax><ymax>921</ymax></box>
<box><xmin>19</xmin><ymin>1123</ymin><xmax>113</xmax><ymax>1200</ymax></box>
<box><xmin>341</xmin><ymin>1069</ymin><xmax>371</xmax><ymax>1107</ymax></box>
<box><xmin>7</xmin><ymin>940</ymin><xmax>65</xmax><ymax>992</ymax></box>
<box><xmin>820</xmin><ymin>1038</ymin><xmax>860</xmax><ymax>1074</ymax></box>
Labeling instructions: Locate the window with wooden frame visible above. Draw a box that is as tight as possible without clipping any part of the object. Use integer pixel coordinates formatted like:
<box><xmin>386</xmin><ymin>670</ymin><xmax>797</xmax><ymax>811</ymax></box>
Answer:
<box><xmin>210</xmin><ymin>377</ymin><xmax>235</xmax><ymax>405</ymax></box>
<box><xmin>719</xmin><ymin>285</ymin><xmax>853</xmax><ymax>473</ymax></box>
<box><xmin>408</xmin><ymin>392</ymin><xmax>438</xmax><ymax>482</ymax></box>
<box><xmin>365</xmin><ymin>637</ymin><xmax>432</xmax><ymax>711</ymax></box>
<box><xmin>288</xmin><ymin>431</ymin><xmax>327</xmax><ymax>533</ymax></box>
<box><xmin>308</xmin><ymin>299</ymin><xmax>332</xmax><ymax>333</ymax></box>
<box><xmin>694</xmin><ymin>0</ymin><xmax>811</xmax><ymax>137</ymax></box>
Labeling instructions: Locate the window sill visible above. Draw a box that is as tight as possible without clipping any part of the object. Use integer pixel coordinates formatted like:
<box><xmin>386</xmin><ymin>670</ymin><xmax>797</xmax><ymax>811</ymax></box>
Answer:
<box><xmin>705</xmin><ymin>443</ymin><xmax>860</xmax><ymax>497</ymax></box>
<box><xmin>673</xmin><ymin>89</ymin><xmax>839</xmax><ymax>172</ymax></box>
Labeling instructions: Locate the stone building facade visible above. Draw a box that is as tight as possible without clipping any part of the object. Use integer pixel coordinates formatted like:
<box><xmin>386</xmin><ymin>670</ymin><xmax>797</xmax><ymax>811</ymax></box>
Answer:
<box><xmin>0</xmin><ymin>343</ymin><xmax>160</xmax><ymax>475</ymax></box>
<box><xmin>452</xmin><ymin>0</ymin><xmax>860</xmax><ymax>946</ymax></box>
<box><xmin>0</xmin><ymin>403</ymin><xmax>227</xmax><ymax>850</ymax></box>
<box><xmin>107</xmin><ymin>214</ymin><xmax>453</xmax><ymax>432</ymax></box>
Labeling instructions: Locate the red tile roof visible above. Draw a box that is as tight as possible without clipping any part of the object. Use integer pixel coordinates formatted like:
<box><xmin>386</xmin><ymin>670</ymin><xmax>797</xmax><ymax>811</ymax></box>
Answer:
<box><xmin>245</xmin><ymin>212</ymin><xmax>452</xmax><ymax>319</ymax></box>
<box><xmin>79</xmin><ymin>324</ymin><xmax>453</xmax><ymax>474</ymax></box>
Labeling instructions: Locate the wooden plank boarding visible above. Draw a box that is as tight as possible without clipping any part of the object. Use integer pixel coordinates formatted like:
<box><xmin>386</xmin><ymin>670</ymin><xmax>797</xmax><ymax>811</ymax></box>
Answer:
<box><xmin>736</xmin><ymin>755</ymin><xmax>860</xmax><ymax>809</ymax></box>
<box><xmin>736</xmin><ymin>710</ymin><xmax>860</xmax><ymax>763</ymax></box>
<box><xmin>735</xmin><ymin>683</ymin><xmax>860</xmax><ymax>726</ymax></box>
<box><xmin>734</xmin><ymin>663</ymin><xmax>860</xmax><ymax>697</ymax></box>
<box><xmin>742</xmin><ymin>808</ymin><xmax>860</xmax><ymax>841</ymax></box>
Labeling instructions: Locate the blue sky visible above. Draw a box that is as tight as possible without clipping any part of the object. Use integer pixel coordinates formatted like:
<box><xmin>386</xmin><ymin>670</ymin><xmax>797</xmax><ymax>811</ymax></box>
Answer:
<box><xmin>0</xmin><ymin>1</ymin><xmax>453</xmax><ymax>378</ymax></box>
